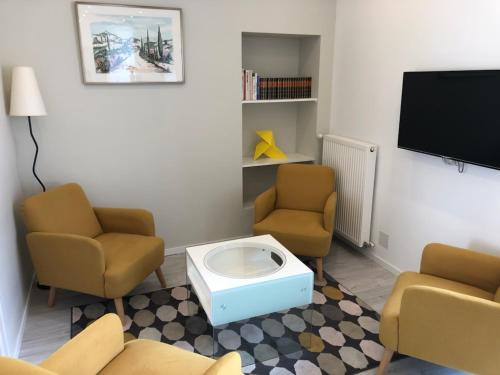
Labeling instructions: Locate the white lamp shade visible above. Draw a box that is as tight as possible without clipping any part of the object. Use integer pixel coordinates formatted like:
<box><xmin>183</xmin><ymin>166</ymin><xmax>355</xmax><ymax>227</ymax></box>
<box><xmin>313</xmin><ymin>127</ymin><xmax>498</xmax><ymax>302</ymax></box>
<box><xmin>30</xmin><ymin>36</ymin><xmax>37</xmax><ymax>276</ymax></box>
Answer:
<box><xmin>9</xmin><ymin>66</ymin><xmax>47</xmax><ymax>117</ymax></box>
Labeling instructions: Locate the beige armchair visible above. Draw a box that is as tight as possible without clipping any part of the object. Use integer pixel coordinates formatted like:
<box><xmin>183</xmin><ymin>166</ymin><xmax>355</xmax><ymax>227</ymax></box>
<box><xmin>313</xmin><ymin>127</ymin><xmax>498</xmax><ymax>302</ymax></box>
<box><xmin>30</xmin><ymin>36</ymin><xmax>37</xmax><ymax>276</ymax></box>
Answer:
<box><xmin>0</xmin><ymin>314</ymin><xmax>242</xmax><ymax>375</ymax></box>
<box><xmin>253</xmin><ymin>164</ymin><xmax>337</xmax><ymax>281</ymax></box>
<box><xmin>22</xmin><ymin>183</ymin><xmax>166</xmax><ymax>323</ymax></box>
<box><xmin>377</xmin><ymin>243</ymin><xmax>500</xmax><ymax>375</ymax></box>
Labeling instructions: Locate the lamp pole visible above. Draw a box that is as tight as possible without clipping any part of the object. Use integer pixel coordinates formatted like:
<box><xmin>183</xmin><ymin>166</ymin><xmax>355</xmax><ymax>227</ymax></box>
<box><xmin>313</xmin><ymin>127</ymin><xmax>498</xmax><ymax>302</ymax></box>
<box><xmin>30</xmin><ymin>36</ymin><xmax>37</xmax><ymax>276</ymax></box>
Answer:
<box><xmin>27</xmin><ymin>116</ymin><xmax>46</xmax><ymax>192</ymax></box>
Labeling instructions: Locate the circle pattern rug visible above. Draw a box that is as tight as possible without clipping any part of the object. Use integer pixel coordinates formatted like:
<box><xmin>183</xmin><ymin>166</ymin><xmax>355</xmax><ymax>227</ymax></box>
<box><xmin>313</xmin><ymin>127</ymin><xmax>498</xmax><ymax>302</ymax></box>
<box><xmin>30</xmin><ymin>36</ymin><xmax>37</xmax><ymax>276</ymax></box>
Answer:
<box><xmin>71</xmin><ymin>273</ymin><xmax>388</xmax><ymax>374</ymax></box>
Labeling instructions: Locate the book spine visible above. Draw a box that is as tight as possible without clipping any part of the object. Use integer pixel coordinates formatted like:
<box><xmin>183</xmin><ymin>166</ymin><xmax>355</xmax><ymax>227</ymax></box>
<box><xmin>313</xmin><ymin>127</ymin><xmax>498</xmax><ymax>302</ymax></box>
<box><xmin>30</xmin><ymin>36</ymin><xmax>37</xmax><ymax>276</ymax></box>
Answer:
<box><xmin>246</xmin><ymin>70</ymin><xmax>251</xmax><ymax>101</ymax></box>
<box><xmin>242</xmin><ymin>69</ymin><xmax>245</xmax><ymax>100</ymax></box>
<box><xmin>254</xmin><ymin>73</ymin><xmax>257</xmax><ymax>100</ymax></box>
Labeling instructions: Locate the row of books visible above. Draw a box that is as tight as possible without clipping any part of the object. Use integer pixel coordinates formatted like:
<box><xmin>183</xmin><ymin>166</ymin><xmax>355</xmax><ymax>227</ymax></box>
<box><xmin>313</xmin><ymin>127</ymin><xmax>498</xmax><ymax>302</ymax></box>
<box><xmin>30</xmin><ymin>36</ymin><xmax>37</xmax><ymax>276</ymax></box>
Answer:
<box><xmin>242</xmin><ymin>69</ymin><xmax>312</xmax><ymax>101</ymax></box>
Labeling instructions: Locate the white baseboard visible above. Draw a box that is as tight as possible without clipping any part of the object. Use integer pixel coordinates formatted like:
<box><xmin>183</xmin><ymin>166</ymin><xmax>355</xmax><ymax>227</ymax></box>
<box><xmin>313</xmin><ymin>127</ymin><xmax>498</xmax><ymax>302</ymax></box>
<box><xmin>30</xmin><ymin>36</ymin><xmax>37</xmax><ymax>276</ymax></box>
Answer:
<box><xmin>13</xmin><ymin>273</ymin><xmax>35</xmax><ymax>358</ymax></box>
<box><xmin>164</xmin><ymin>234</ymin><xmax>252</xmax><ymax>257</ymax></box>
<box><xmin>363</xmin><ymin>250</ymin><xmax>402</xmax><ymax>275</ymax></box>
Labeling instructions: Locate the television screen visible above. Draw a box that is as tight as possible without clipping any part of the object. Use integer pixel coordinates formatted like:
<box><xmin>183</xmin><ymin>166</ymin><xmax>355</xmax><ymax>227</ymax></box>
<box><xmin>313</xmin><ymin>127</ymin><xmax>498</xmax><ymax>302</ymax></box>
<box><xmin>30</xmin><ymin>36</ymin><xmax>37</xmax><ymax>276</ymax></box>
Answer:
<box><xmin>398</xmin><ymin>70</ymin><xmax>500</xmax><ymax>170</ymax></box>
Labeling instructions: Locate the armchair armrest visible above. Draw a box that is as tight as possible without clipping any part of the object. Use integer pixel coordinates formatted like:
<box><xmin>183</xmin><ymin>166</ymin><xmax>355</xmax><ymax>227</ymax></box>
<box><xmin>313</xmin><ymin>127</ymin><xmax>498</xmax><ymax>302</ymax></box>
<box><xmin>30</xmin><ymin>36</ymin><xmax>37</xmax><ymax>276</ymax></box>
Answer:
<box><xmin>27</xmin><ymin>232</ymin><xmax>105</xmax><ymax>296</ymax></box>
<box><xmin>204</xmin><ymin>352</ymin><xmax>243</xmax><ymax>375</ymax></box>
<box><xmin>42</xmin><ymin>314</ymin><xmax>124</xmax><ymax>375</ymax></box>
<box><xmin>94</xmin><ymin>207</ymin><xmax>155</xmax><ymax>236</ymax></box>
<box><xmin>399</xmin><ymin>286</ymin><xmax>500</xmax><ymax>373</ymax></box>
<box><xmin>254</xmin><ymin>186</ymin><xmax>276</xmax><ymax>224</ymax></box>
<box><xmin>323</xmin><ymin>191</ymin><xmax>337</xmax><ymax>233</ymax></box>
<box><xmin>420</xmin><ymin>243</ymin><xmax>500</xmax><ymax>293</ymax></box>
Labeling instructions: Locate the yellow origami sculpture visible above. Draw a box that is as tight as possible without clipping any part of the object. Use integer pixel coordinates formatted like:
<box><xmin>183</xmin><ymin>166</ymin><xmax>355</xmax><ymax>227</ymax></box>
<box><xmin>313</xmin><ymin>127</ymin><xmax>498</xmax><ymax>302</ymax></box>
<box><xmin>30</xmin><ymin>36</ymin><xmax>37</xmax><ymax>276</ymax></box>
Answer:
<box><xmin>253</xmin><ymin>130</ymin><xmax>287</xmax><ymax>160</ymax></box>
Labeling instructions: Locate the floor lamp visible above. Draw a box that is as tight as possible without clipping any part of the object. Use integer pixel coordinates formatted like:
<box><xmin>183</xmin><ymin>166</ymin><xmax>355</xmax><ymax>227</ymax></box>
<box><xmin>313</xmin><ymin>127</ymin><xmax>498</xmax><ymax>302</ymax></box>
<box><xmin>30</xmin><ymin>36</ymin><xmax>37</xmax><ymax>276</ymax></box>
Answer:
<box><xmin>9</xmin><ymin>66</ymin><xmax>47</xmax><ymax>192</ymax></box>
<box><xmin>10</xmin><ymin>66</ymin><xmax>48</xmax><ymax>290</ymax></box>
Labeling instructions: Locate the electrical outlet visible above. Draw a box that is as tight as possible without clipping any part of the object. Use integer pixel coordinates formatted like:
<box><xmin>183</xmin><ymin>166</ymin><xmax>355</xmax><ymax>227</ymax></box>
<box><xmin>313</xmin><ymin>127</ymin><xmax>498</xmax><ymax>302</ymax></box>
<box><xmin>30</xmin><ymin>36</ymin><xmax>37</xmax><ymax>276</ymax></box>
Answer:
<box><xmin>378</xmin><ymin>231</ymin><xmax>389</xmax><ymax>249</ymax></box>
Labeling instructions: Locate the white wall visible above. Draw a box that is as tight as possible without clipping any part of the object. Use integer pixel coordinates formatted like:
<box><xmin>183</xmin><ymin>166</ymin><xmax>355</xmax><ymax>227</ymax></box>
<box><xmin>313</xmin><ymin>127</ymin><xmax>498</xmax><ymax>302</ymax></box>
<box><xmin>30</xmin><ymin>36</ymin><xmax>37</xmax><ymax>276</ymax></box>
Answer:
<box><xmin>0</xmin><ymin>0</ymin><xmax>336</xmax><ymax>250</ymax></box>
<box><xmin>0</xmin><ymin>71</ymin><xmax>32</xmax><ymax>356</ymax></box>
<box><xmin>331</xmin><ymin>0</ymin><xmax>500</xmax><ymax>272</ymax></box>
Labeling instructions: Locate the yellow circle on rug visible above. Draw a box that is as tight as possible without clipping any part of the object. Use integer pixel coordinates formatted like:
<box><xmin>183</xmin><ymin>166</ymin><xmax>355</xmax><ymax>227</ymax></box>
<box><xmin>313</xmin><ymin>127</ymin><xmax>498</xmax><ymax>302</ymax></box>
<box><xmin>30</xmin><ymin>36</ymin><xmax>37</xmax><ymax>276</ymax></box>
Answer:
<box><xmin>298</xmin><ymin>332</ymin><xmax>325</xmax><ymax>352</ymax></box>
<box><xmin>322</xmin><ymin>286</ymin><xmax>344</xmax><ymax>300</ymax></box>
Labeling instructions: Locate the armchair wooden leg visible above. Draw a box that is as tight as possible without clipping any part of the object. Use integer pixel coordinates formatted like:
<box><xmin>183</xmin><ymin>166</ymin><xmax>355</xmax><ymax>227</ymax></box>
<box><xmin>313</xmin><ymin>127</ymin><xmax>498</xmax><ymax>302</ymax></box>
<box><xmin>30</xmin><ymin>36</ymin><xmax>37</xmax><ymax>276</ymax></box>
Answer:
<box><xmin>376</xmin><ymin>348</ymin><xmax>394</xmax><ymax>375</ymax></box>
<box><xmin>47</xmin><ymin>287</ymin><xmax>56</xmax><ymax>307</ymax></box>
<box><xmin>316</xmin><ymin>257</ymin><xmax>324</xmax><ymax>282</ymax></box>
<box><xmin>114</xmin><ymin>298</ymin><xmax>125</xmax><ymax>324</ymax></box>
<box><xmin>155</xmin><ymin>268</ymin><xmax>167</xmax><ymax>288</ymax></box>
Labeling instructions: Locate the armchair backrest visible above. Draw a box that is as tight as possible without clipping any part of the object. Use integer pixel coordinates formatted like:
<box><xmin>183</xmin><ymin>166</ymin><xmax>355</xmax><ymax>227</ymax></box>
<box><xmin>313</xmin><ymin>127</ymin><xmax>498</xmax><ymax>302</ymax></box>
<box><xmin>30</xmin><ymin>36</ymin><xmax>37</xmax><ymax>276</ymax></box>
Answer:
<box><xmin>22</xmin><ymin>183</ymin><xmax>102</xmax><ymax>238</ymax></box>
<box><xmin>275</xmin><ymin>164</ymin><xmax>335</xmax><ymax>212</ymax></box>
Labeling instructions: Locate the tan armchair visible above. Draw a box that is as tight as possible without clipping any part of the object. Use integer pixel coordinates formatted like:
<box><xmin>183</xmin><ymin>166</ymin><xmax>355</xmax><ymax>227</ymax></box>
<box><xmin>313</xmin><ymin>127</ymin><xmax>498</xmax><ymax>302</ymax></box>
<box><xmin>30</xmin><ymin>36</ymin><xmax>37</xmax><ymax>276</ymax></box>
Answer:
<box><xmin>22</xmin><ymin>183</ymin><xmax>166</xmax><ymax>323</ymax></box>
<box><xmin>377</xmin><ymin>243</ymin><xmax>500</xmax><ymax>375</ymax></box>
<box><xmin>253</xmin><ymin>164</ymin><xmax>337</xmax><ymax>281</ymax></box>
<box><xmin>0</xmin><ymin>314</ymin><xmax>242</xmax><ymax>375</ymax></box>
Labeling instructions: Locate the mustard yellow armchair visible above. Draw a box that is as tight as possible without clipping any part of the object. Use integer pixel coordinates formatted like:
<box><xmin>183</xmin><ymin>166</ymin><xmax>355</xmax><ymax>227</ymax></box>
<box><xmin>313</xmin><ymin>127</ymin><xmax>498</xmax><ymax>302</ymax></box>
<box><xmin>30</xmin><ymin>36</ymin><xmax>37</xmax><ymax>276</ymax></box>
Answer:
<box><xmin>0</xmin><ymin>314</ymin><xmax>242</xmax><ymax>375</ymax></box>
<box><xmin>377</xmin><ymin>243</ymin><xmax>500</xmax><ymax>375</ymax></box>
<box><xmin>22</xmin><ymin>183</ymin><xmax>166</xmax><ymax>323</ymax></box>
<box><xmin>253</xmin><ymin>164</ymin><xmax>337</xmax><ymax>281</ymax></box>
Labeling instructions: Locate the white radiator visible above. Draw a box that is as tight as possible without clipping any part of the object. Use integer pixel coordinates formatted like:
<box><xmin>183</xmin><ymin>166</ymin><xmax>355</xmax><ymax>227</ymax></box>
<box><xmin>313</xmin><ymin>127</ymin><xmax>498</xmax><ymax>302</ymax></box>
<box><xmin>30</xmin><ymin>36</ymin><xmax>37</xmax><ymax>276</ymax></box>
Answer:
<box><xmin>322</xmin><ymin>134</ymin><xmax>377</xmax><ymax>248</ymax></box>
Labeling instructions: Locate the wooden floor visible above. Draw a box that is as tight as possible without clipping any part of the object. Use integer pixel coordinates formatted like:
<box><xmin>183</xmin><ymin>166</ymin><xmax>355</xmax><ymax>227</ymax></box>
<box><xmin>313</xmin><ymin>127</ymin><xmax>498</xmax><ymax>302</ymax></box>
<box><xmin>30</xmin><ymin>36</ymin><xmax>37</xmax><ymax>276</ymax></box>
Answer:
<box><xmin>20</xmin><ymin>240</ymin><xmax>466</xmax><ymax>374</ymax></box>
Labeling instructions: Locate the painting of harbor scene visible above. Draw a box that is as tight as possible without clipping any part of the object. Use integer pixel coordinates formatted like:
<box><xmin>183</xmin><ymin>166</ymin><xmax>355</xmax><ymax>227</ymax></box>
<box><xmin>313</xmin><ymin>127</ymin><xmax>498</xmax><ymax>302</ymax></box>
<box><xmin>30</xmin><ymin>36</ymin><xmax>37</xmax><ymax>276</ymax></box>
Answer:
<box><xmin>76</xmin><ymin>3</ymin><xmax>184</xmax><ymax>83</ymax></box>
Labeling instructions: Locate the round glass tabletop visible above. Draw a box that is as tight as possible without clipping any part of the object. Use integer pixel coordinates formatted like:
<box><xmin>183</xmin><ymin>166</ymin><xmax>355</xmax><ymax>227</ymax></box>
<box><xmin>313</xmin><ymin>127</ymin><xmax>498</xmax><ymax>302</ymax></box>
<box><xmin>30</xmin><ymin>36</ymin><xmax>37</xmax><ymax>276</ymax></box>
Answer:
<box><xmin>204</xmin><ymin>242</ymin><xmax>286</xmax><ymax>279</ymax></box>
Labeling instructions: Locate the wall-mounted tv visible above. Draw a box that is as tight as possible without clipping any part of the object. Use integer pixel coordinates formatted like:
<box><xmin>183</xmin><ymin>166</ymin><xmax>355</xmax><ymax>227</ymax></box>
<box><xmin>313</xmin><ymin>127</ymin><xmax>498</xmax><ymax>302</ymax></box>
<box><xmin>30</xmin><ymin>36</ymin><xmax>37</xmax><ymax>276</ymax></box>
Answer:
<box><xmin>398</xmin><ymin>70</ymin><xmax>500</xmax><ymax>170</ymax></box>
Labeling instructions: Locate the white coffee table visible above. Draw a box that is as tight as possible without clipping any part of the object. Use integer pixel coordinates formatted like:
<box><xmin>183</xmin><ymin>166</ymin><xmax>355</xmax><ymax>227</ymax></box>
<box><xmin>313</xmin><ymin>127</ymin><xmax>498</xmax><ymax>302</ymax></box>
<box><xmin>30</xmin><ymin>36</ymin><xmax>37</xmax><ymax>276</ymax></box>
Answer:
<box><xmin>186</xmin><ymin>234</ymin><xmax>314</xmax><ymax>326</ymax></box>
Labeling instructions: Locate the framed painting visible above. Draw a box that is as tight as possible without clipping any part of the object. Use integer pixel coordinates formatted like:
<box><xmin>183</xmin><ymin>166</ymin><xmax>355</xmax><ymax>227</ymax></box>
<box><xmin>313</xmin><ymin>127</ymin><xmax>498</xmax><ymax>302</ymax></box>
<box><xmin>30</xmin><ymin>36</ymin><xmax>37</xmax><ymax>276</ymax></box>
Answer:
<box><xmin>75</xmin><ymin>2</ymin><xmax>184</xmax><ymax>84</ymax></box>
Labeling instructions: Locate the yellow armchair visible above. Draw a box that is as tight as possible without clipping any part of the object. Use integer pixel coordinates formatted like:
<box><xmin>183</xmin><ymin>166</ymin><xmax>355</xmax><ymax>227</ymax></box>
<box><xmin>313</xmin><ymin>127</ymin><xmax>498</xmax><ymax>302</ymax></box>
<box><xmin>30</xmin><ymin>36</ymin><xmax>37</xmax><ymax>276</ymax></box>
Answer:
<box><xmin>0</xmin><ymin>314</ymin><xmax>243</xmax><ymax>375</ymax></box>
<box><xmin>253</xmin><ymin>164</ymin><xmax>337</xmax><ymax>281</ymax></box>
<box><xmin>377</xmin><ymin>243</ymin><xmax>500</xmax><ymax>375</ymax></box>
<box><xmin>22</xmin><ymin>183</ymin><xmax>166</xmax><ymax>323</ymax></box>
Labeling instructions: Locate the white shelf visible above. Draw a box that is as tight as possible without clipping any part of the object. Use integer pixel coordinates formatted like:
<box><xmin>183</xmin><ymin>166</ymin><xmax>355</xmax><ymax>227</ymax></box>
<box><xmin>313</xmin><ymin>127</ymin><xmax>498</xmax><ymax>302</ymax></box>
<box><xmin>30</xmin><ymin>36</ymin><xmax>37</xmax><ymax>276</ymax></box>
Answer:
<box><xmin>242</xmin><ymin>98</ymin><xmax>318</xmax><ymax>104</ymax></box>
<box><xmin>243</xmin><ymin>201</ymin><xmax>254</xmax><ymax>210</ymax></box>
<box><xmin>242</xmin><ymin>153</ymin><xmax>315</xmax><ymax>168</ymax></box>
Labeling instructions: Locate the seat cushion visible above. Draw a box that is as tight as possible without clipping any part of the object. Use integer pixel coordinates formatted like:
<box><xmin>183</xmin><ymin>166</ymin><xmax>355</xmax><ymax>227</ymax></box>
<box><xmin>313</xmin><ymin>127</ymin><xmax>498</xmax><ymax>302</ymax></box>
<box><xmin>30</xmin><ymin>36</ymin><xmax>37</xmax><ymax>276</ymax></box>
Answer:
<box><xmin>276</xmin><ymin>164</ymin><xmax>334</xmax><ymax>212</ymax></box>
<box><xmin>98</xmin><ymin>339</ymin><xmax>215</xmax><ymax>375</ymax></box>
<box><xmin>22</xmin><ymin>183</ymin><xmax>102</xmax><ymax>237</ymax></box>
<box><xmin>380</xmin><ymin>271</ymin><xmax>494</xmax><ymax>351</ymax></box>
<box><xmin>95</xmin><ymin>233</ymin><xmax>164</xmax><ymax>298</ymax></box>
<box><xmin>253</xmin><ymin>209</ymin><xmax>331</xmax><ymax>257</ymax></box>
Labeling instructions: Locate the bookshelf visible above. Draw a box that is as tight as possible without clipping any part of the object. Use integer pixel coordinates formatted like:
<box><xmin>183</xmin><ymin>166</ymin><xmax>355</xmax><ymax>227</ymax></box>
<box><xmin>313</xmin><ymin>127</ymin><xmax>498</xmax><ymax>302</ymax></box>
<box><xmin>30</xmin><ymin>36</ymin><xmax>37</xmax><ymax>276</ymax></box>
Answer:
<box><xmin>241</xmin><ymin>32</ymin><xmax>321</xmax><ymax>209</ymax></box>
<box><xmin>242</xmin><ymin>153</ymin><xmax>315</xmax><ymax>168</ymax></box>
<box><xmin>242</xmin><ymin>98</ymin><xmax>318</xmax><ymax>104</ymax></box>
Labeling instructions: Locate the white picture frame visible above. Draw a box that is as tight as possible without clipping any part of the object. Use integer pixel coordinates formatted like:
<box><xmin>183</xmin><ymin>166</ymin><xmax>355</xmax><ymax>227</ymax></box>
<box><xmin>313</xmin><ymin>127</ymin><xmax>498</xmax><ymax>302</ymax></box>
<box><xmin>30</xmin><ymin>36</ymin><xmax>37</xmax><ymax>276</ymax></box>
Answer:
<box><xmin>75</xmin><ymin>2</ymin><xmax>184</xmax><ymax>84</ymax></box>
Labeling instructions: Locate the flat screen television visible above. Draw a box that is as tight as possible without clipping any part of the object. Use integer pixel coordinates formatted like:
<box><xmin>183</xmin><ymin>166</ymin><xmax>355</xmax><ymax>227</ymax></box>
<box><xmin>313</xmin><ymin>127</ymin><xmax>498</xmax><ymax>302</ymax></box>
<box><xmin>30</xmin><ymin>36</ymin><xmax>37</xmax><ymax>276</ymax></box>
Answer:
<box><xmin>398</xmin><ymin>70</ymin><xmax>500</xmax><ymax>170</ymax></box>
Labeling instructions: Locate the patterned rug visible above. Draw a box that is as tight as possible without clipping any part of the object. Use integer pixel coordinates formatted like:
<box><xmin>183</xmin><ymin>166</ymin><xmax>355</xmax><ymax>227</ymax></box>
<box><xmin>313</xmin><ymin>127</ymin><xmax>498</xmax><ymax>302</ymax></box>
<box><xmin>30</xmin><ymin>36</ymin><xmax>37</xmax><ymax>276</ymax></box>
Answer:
<box><xmin>71</xmin><ymin>272</ymin><xmax>386</xmax><ymax>374</ymax></box>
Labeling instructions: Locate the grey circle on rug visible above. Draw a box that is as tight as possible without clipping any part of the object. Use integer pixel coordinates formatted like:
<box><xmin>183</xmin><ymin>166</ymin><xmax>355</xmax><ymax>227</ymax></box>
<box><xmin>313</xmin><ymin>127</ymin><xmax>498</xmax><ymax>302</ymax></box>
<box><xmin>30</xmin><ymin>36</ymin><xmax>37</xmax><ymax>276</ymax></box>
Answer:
<box><xmin>194</xmin><ymin>335</ymin><xmax>218</xmax><ymax>356</ymax></box>
<box><xmin>254</xmin><ymin>343</ymin><xmax>279</xmax><ymax>363</ymax></box>
<box><xmin>163</xmin><ymin>322</ymin><xmax>185</xmax><ymax>340</ymax></box>
<box><xmin>339</xmin><ymin>321</ymin><xmax>365</xmax><ymax>340</ymax></box>
<box><xmin>321</xmin><ymin>304</ymin><xmax>345</xmax><ymax>321</ymax></box>
<box><xmin>151</xmin><ymin>290</ymin><xmax>170</xmax><ymax>305</ymax></box>
<box><xmin>240</xmin><ymin>323</ymin><xmax>264</xmax><ymax>344</ymax></box>
<box><xmin>282</xmin><ymin>314</ymin><xmax>306</xmax><ymax>332</ymax></box>
<box><xmin>317</xmin><ymin>352</ymin><xmax>347</xmax><ymax>375</ymax></box>
<box><xmin>262</xmin><ymin>318</ymin><xmax>285</xmax><ymax>337</ymax></box>
<box><xmin>302</xmin><ymin>309</ymin><xmax>326</xmax><ymax>327</ymax></box>
<box><xmin>218</xmin><ymin>329</ymin><xmax>242</xmax><ymax>350</ymax></box>
<box><xmin>276</xmin><ymin>337</ymin><xmax>303</xmax><ymax>359</ymax></box>
<box><xmin>186</xmin><ymin>316</ymin><xmax>208</xmax><ymax>335</ymax></box>
<box><xmin>133</xmin><ymin>310</ymin><xmax>155</xmax><ymax>327</ymax></box>
<box><xmin>83</xmin><ymin>303</ymin><xmax>105</xmax><ymax>320</ymax></box>
<box><xmin>156</xmin><ymin>305</ymin><xmax>177</xmax><ymax>322</ymax></box>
